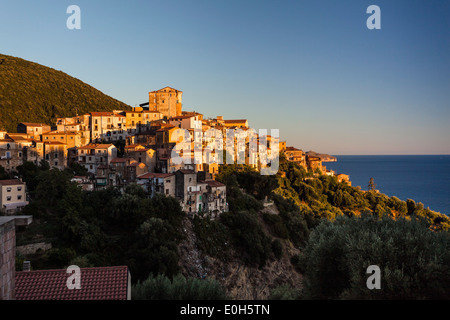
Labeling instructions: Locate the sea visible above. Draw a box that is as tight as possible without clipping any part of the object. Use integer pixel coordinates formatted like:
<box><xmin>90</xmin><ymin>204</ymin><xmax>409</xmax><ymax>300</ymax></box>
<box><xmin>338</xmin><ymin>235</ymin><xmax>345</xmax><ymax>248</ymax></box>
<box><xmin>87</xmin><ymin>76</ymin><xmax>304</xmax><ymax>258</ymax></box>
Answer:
<box><xmin>324</xmin><ymin>155</ymin><xmax>450</xmax><ymax>216</ymax></box>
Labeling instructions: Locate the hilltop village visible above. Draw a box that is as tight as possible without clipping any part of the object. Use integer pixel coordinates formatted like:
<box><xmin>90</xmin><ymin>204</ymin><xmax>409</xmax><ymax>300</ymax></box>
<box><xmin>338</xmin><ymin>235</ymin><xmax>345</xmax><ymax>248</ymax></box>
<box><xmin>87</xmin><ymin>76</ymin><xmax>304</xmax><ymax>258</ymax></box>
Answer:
<box><xmin>0</xmin><ymin>86</ymin><xmax>348</xmax><ymax>217</ymax></box>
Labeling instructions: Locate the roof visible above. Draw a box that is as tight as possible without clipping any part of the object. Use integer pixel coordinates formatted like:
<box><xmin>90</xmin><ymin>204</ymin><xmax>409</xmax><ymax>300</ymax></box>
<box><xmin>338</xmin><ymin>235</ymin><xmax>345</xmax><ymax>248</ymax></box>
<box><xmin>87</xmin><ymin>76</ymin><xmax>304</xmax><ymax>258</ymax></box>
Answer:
<box><xmin>0</xmin><ymin>179</ymin><xmax>25</xmax><ymax>186</ymax></box>
<box><xmin>15</xmin><ymin>266</ymin><xmax>130</xmax><ymax>300</ymax></box>
<box><xmin>78</xmin><ymin>144</ymin><xmax>114</xmax><ymax>150</ymax></box>
<box><xmin>169</xmin><ymin>115</ymin><xmax>196</xmax><ymax>120</ymax></box>
<box><xmin>177</xmin><ymin>169</ymin><xmax>195</xmax><ymax>175</ymax></box>
<box><xmin>19</xmin><ymin>122</ymin><xmax>51</xmax><ymax>127</ymax></box>
<box><xmin>149</xmin><ymin>86</ymin><xmax>182</xmax><ymax>93</ymax></box>
<box><xmin>127</xmin><ymin>162</ymin><xmax>145</xmax><ymax>167</ymax></box>
<box><xmin>285</xmin><ymin>146</ymin><xmax>303</xmax><ymax>152</ymax></box>
<box><xmin>223</xmin><ymin>119</ymin><xmax>248</xmax><ymax>123</ymax></box>
<box><xmin>137</xmin><ymin>172</ymin><xmax>174</xmax><ymax>179</ymax></box>
<box><xmin>90</xmin><ymin>112</ymin><xmax>114</xmax><ymax>117</ymax></box>
<box><xmin>200</xmin><ymin>180</ymin><xmax>226</xmax><ymax>188</ymax></box>
<box><xmin>110</xmin><ymin>157</ymin><xmax>134</xmax><ymax>163</ymax></box>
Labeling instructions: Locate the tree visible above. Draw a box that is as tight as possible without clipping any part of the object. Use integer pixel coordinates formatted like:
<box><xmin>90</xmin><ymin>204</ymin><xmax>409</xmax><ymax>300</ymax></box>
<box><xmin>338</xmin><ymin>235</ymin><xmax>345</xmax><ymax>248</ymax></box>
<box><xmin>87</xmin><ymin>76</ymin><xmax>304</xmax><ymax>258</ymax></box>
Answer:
<box><xmin>368</xmin><ymin>177</ymin><xmax>376</xmax><ymax>191</ymax></box>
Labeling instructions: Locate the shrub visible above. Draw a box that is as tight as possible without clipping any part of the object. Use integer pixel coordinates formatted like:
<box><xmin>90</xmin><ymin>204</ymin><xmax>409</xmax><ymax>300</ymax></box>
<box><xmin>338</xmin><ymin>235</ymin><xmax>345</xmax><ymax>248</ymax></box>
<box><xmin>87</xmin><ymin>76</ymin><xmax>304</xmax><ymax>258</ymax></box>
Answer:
<box><xmin>132</xmin><ymin>274</ymin><xmax>228</xmax><ymax>300</ymax></box>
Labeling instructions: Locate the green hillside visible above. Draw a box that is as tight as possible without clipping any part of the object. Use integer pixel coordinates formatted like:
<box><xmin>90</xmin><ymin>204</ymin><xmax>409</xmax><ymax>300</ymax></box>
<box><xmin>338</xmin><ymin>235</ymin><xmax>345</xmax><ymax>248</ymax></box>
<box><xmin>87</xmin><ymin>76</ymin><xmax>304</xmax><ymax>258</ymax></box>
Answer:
<box><xmin>0</xmin><ymin>54</ymin><xmax>130</xmax><ymax>132</ymax></box>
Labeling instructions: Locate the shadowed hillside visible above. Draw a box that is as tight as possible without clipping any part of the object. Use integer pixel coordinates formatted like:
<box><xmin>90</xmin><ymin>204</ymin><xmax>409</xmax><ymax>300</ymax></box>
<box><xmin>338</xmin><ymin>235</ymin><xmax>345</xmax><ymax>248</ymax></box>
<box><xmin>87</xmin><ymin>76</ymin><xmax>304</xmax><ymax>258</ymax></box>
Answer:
<box><xmin>0</xmin><ymin>54</ymin><xmax>130</xmax><ymax>132</ymax></box>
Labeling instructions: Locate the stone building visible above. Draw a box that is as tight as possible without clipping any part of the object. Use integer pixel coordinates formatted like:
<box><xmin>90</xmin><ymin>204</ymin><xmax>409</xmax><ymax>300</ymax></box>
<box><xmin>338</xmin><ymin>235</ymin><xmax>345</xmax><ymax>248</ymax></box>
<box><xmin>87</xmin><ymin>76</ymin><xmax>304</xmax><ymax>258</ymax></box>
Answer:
<box><xmin>0</xmin><ymin>215</ymin><xmax>32</xmax><ymax>300</ymax></box>
<box><xmin>136</xmin><ymin>172</ymin><xmax>176</xmax><ymax>198</ymax></box>
<box><xmin>77</xmin><ymin>143</ymin><xmax>118</xmax><ymax>174</ymax></box>
<box><xmin>16</xmin><ymin>123</ymin><xmax>51</xmax><ymax>140</ymax></box>
<box><xmin>148</xmin><ymin>87</ymin><xmax>183</xmax><ymax>118</ymax></box>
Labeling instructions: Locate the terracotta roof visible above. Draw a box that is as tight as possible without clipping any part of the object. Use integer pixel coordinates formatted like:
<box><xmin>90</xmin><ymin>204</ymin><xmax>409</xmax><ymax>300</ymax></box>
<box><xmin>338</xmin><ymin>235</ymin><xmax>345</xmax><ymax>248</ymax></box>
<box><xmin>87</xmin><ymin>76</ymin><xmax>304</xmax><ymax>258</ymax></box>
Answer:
<box><xmin>137</xmin><ymin>172</ymin><xmax>174</xmax><ymax>179</ymax></box>
<box><xmin>78</xmin><ymin>144</ymin><xmax>114</xmax><ymax>150</ymax></box>
<box><xmin>90</xmin><ymin>112</ymin><xmax>114</xmax><ymax>117</ymax></box>
<box><xmin>0</xmin><ymin>179</ymin><xmax>25</xmax><ymax>186</ymax></box>
<box><xmin>223</xmin><ymin>119</ymin><xmax>248</xmax><ymax>123</ymax></box>
<box><xmin>15</xmin><ymin>266</ymin><xmax>130</xmax><ymax>300</ymax></box>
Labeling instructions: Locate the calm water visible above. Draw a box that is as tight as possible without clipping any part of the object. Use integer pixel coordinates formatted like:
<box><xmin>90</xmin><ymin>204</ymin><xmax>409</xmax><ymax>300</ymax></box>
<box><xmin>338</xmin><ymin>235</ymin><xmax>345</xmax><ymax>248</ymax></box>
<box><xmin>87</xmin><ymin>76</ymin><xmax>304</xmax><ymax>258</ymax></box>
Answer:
<box><xmin>324</xmin><ymin>155</ymin><xmax>450</xmax><ymax>216</ymax></box>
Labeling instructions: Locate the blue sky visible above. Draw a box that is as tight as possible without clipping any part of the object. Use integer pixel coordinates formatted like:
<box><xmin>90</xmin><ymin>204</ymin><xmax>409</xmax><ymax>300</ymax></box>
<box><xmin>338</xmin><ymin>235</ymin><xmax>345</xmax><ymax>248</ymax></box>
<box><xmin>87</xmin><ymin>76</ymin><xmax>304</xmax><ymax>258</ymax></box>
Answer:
<box><xmin>0</xmin><ymin>0</ymin><xmax>449</xmax><ymax>154</ymax></box>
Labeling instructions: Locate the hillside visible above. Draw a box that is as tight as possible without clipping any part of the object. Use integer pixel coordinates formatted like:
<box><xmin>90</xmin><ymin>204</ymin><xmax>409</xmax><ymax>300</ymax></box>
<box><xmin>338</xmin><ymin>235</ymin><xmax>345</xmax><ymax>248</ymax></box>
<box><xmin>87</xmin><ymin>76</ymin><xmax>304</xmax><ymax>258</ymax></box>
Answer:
<box><xmin>0</xmin><ymin>54</ymin><xmax>130</xmax><ymax>132</ymax></box>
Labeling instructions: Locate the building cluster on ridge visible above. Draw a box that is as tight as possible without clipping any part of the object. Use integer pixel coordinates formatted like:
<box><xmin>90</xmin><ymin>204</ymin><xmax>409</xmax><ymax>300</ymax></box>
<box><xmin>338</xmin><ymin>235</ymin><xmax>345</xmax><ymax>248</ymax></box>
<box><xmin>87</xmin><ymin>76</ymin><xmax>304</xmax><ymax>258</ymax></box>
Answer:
<box><xmin>0</xmin><ymin>86</ymin><xmax>350</xmax><ymax>301</ymax></box>
<box><xmin>0</xmin><ymin>86</ymin><xmax>342</xmax><ymax>216</ymax></box>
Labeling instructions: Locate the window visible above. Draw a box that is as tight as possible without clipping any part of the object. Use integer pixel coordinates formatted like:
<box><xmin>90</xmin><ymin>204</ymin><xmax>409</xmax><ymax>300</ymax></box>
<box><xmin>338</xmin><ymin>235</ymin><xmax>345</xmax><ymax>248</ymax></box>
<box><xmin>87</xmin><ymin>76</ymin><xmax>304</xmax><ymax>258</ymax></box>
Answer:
<box><xmin>17</xmin><ymin>187</ymin><xmax>22</xmax><ymax>191</ymax></box>
<box><xmin>6</xmin><ymin>187</ymin><xmax>12</xmax><ymax>192</ymax></box>
<box><xmin>54</xmin><ymin>153</ymin><xmax>58</xmax><ymax>159</ymax></box>
<box><xmin>166</xmin><ymin>189</ymin><xmax>169</xmax><ymax>195</ymax></box>
<box><xmin>6</xmin><ymin>196</ymin><xmax>11</xmax><ymax>201</ymax></box>
<box><xmin>19</xmin><ymin>152</ymin><xmax>22</xmax><ymax>157</ymax></box>
<box><xmin>18</xmin><ymin>195</ymin><xmax>22</xmax><ymax>200</ymax></box>
<box><xmin>54</xmin><ymin>161</ymin><xmax>58</xmax><ymax>166</ymax></box>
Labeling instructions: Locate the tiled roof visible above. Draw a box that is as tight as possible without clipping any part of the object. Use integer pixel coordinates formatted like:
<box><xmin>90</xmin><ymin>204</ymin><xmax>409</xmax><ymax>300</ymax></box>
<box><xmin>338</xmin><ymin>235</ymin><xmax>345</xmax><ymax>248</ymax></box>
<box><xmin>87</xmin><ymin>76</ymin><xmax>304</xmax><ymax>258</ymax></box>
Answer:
<box><xmin>90</xmin><ymin>112</ymin><xmax>114</xmax><ymax>117</ymax></box>
<box><xmin>223</xmin><ymin>119</ymin><xmax>247</xmax><ymax>123</ymax></box>
<box><xmin>137</xmin><ymin>172</ymin><xmax>174</xmax><ymax>179</ymax></box>
<box><xmin>0</xmin><ymin>179</ymin><xmax>25</xmax><ymax>186</ymax></box>
<box><xmin>15</xmin><ymin>266</ymin><xmax>129</xmax><ymax>300</ymax></box>
<box><xmin>78</xmin><ymin>144</ymin><xmax>114</xmax><ymax>150</ymax></box>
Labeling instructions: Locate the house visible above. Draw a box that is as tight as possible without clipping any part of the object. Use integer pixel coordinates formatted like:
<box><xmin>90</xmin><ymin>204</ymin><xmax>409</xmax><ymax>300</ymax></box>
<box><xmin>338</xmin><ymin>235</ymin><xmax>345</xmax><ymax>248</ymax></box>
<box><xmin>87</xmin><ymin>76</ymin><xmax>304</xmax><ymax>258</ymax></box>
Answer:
<box><xmin>175</xmin><ymin>169</ymin><xmax>202</xmax><ymax>213</ymax></box>
<box><xmin>136</xmin><ymin>172</ymin><xmax>175</xmax><ymax>197</ymax></box>
<box><xmin>77</xmin><ymin>144</ymin><xmax>118</xmax><ymax>174</ymax></box>
<box><xmin>89</xmin><ymin>111</ymin><xmax>128</xmax><ymax>142</ymax></box>
<box><xmin>15</xmin><ymin>266</ymin><xmax>131</xmax><ymax>300</ymax></box>
<box><xmin>336</xmin><ymin>173</ymin><xmax>351</xmax><ymax>186</ymax></box>
<box><xmin>17</xmin><ymin>123</ymin><xmax>51</xmax><ymax>140</ymax></box>
<box><xmin>71</xmin><ymin>176</ymin><xmax>94</xmax><ymax>191</ymax></box>
<box><xmin>0</xmin><ymin>179</ymin><xmax>28</xmax><ymax>215</ymax></box>
<box><xmin>306</xmin><ymin>155</ymin><xmax>323</xmax><ymax>173</ymax></box>
<box><xmin>285</xmin><ymin>147</ymin><xmax>306</xmax><ymax>168</ymax></box>
<box><xmin>200</xmin><ymin>179</ymin><xmax>227</xmax><ymax>218</ymax></box>
<box><xmin>169</xmin><ymin>114</ymin><xmax>202</xmax><ymax>130</ymax></box>
<box><xmin>43</xmin><ymin>141</ymin><xmax>68</xmax><ymax>170</ymax></box>
<box><xmin>222</xmin><ymin>119</ymin><xmax>249</xmax><ymax>129</ymax></box>
<box><xmin>124</xmin><ymin>145</ymin><xmax>157</xmax><ymax>172</ymax></box>
<box><xmin>0</xmin><ymin>134</ymin><xmax>26</xmax><ymax>172</ymax></box>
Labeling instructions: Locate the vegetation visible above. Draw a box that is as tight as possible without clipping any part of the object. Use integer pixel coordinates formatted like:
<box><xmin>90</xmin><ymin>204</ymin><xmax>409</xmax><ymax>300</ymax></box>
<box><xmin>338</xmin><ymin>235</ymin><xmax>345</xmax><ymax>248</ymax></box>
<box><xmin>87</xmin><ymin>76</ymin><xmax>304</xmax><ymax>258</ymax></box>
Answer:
<box><xmin>9</xmin><ymin>150</ymin><xmax>450</xmax><ymax>299</ymax></box>
<box><xmin>15</xmin><ymin>162</ymin><xmax>184</xmax><ymax>283</ymax></box>
<box><xmin>297</xmin><ymin>214</ymin><xmax>450</xmax><ymax>299</ymax></box>
<box><xmin>0</xmin><ymin>53</ymin><xmax>130</xmax><ymax>133</ymax></box>
<box><xmin>132</xmin><ymin>273</ymin><xmax>228</xmax><ymax>300</ymax></box>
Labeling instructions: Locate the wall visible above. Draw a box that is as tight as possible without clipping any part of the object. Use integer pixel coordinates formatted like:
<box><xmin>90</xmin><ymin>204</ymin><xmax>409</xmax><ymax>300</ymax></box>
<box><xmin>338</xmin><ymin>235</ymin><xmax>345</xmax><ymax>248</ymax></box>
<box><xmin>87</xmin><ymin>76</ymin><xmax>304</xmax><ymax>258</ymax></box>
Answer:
<box><xmin>0</xmin><ymin>218</ymin><xmax>16</xmax><ymax>300</ymax></box>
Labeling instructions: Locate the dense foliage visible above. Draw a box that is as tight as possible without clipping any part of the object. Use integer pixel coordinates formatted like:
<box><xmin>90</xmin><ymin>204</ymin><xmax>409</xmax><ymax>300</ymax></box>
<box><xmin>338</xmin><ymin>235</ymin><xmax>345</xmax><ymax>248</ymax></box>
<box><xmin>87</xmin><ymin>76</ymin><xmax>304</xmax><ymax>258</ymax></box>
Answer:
<box><xmin>0</xmin><ymin>53</ymin><xmax>130</xmax><ymax>132</ymax></box>
<box><xmin>15</xmin><ymin>162</ymin><xmax>184</xmax><ymax>283</ymax></box>
<box><xmin>9</xmin><ymin>151</ymin><xmax>450</xmax><ymax>299</ymax></box>
<box><xmin>298</xmin><ymin>214</ymin><xmax>450</xmax><ymax>299</ymax></box>
<box><xmin>132</xmin><ymin>273</ymin><xmax>228</xmax><ymax>300</ymax></box>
